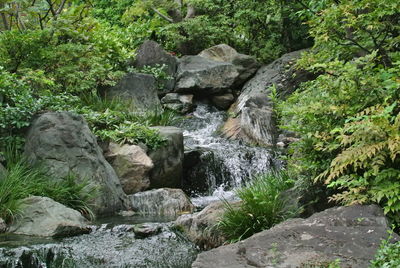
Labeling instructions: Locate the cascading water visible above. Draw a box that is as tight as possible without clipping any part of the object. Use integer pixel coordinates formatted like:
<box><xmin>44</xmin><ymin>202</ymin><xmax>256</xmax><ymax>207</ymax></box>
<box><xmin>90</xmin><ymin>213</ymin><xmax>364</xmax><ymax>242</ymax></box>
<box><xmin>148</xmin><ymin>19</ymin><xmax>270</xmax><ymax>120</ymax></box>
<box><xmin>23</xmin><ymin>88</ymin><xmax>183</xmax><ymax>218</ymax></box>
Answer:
<box><xmin>179</xmin><ymin>102</ymin><xmax>279</xmax><ymax>207</ymax></box>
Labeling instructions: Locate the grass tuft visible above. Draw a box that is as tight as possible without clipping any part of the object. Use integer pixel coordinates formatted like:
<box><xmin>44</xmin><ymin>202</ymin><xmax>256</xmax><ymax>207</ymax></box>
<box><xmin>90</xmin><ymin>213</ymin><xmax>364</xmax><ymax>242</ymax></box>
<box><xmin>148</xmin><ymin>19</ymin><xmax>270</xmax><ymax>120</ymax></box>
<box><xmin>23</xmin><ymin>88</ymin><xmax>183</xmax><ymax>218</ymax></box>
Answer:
<box><xmin>0</xmin><ymin>147</ymin><xmax>97</xmax><ymax>222</ymax></box>
<box><xmin>218</xmin><ymin>171</ymin><xmax>299</xmax><ymax>242</ymax></box>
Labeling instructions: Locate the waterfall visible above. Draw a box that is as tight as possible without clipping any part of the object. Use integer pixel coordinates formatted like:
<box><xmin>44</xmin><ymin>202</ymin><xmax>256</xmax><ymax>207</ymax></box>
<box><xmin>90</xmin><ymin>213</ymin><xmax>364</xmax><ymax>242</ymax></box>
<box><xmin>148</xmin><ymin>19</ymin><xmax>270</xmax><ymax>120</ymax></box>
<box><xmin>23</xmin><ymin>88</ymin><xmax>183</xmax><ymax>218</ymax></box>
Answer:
<box><xmin>179</xmin><ymin>103</ymin><xmax>279</xmax><ymax>207</ymax></box>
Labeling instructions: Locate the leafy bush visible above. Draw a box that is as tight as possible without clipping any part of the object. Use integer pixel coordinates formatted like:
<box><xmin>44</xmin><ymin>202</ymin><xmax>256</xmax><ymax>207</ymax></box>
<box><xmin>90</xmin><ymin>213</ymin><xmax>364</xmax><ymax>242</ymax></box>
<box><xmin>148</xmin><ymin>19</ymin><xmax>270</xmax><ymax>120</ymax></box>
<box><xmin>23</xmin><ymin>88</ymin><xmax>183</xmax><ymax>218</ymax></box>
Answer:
<box><xmin>77</xmin><ymin>94</ymin><xmax>179</xmax><ymax>150</ymax></box>
<box><xmin>280</xmin><ymin>0</ymin><xmax>400</xmax><ymax>222</ymax></box>
<box><xmin>0</xmin><ymin>149</ymin><xmax>96</xmax><ymax>222</ymax></box>
<box><xmin>0</xmin><ymin>68</ymin><xmax>79</xmax><ymax>151</ymax></box>
<box><xmin>317</xmin><ymin>103</ymin><xmax>400</xmax><ymax>223</ymax></box>
<box><xmin>218</xmin><ymin>172</ymin><xmax>299</xmax><ymax>242</ymax></box>
<box><xmin>370</xmin><ymin>232</ymin><xmax>400</xmax><ymax>268</ymax></box>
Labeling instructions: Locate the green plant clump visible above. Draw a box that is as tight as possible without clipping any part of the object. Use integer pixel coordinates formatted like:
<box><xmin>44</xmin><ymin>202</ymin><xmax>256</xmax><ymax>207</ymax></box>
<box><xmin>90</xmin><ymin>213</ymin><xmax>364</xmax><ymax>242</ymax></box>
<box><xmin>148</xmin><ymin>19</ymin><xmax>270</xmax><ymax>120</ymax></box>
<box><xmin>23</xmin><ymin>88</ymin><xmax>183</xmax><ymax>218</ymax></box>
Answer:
<box><xmin>0</xmin><ymin>149</ymin><xmax>97</xmax><ymax>222</ymax></box>
<box><xmin>218</xmin><ymin>171</ymin><xmax>299</xmax><ymax>242</ymax></box>
<box><xmin>370</xmin><ymin>232</ymin><xmax>400</xmax><ymax>268</ymax></box>
<box><xmin>279</xmin><ymin>0</ymin><xmax>400</xmax><ymax>225</ymax></box>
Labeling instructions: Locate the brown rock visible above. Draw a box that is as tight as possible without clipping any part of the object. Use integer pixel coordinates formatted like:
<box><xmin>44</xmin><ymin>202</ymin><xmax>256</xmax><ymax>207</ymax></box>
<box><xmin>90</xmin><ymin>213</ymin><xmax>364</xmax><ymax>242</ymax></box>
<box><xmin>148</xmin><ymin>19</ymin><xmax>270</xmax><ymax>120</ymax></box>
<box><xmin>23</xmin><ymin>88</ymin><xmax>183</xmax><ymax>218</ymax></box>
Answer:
<box><xmin>105</xmin><ymin>143</ymin><xmax>154</xmax><ymax>194</ymax></box>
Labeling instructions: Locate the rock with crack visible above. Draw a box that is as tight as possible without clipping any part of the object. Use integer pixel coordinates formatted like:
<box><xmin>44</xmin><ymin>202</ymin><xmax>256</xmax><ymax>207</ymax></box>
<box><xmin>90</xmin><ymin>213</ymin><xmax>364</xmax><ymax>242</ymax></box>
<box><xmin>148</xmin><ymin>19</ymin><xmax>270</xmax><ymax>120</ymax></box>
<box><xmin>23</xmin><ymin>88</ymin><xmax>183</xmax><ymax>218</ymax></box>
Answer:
<box><xmin>222</xmin><ymin>50</ymin><xmax>313</xmax><ymax>146</ymax></box>
<box><xmin>192</xmin><ymin>205</ymin><xmax>398</xmax><ymax>268</ymax></box>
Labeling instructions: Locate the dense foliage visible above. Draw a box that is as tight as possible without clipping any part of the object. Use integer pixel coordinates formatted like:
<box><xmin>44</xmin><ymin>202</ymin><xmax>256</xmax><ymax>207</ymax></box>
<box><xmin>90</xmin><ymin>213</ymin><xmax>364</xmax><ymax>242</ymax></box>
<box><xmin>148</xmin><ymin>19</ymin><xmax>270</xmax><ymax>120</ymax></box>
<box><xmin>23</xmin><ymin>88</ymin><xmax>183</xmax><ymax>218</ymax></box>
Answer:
<box><xmin>218</xmin><ymin>172</ymin><xmax>298</xmax><ymax>242</ymax></box>
<box><xmin>281</xmin><ymin>0</ymin><xmax>400</xmax><ymax>224</ymax></box>
<box><xmin>370</xmin><ymin>232</ymin><xmax>400</xmax><ymax>268</ymax></box>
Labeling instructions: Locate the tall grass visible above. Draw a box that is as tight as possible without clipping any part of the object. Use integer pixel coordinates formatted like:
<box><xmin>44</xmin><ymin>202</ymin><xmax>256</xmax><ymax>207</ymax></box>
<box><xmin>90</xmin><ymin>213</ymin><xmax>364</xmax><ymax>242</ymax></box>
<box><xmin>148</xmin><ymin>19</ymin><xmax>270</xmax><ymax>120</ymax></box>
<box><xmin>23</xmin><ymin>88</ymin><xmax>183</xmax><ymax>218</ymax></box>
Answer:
<box><xmin>0</xmin><ymin>147</ymin><xmax>97</xmax><ymax>222</ymax></box>
<box><xmin>218</xmin><ymin>171</ymin><xmax>299</xmax><ymax>242</ymax></box>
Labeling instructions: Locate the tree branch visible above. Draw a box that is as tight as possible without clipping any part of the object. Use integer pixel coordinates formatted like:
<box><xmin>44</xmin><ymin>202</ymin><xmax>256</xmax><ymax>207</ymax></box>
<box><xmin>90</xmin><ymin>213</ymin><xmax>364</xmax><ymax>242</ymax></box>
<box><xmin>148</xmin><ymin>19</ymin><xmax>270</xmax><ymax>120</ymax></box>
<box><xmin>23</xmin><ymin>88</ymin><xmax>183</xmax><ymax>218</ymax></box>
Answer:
<box><xmin>151</xmin><ymin>7</ymin><xmax>174</xmax><ymax>23</ymax></box>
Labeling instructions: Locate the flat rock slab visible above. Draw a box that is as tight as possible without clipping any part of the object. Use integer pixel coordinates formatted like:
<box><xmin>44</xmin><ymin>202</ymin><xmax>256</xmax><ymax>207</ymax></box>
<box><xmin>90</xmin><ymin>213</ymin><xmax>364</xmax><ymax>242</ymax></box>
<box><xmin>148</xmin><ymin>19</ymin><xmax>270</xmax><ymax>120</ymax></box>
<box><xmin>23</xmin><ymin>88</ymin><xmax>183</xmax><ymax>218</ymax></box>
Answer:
<box><xmin>192</xmin><ymin>205</ymin><xmax>397</xmax><ymax>268</ymax></box>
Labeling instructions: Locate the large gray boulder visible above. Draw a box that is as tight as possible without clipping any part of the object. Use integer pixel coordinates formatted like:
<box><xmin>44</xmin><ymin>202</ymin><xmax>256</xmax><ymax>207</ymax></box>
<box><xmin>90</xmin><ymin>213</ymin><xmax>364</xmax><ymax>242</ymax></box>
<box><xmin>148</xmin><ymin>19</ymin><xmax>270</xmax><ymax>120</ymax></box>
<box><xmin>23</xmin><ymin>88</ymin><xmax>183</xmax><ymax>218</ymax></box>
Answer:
<box><xmin>24</xmin><ymin>112</ymin><xmax>128</xmax><ymax>216</ymax></box>
<box><xmin>175</xmin><ymin>56</ymin><xmax>239</xmax><ymax>95</ymax></box>
<box><xmin>105</xmin><ymin>142</ymin><xmax>154</xmax><ymax>195</ymax></box>
<box><xmin>129</xmin><ymin>188</ymin><xmax>194</xmax><ymax>216</ymax></box>
<box><xmin>222</xmin><ymin>50</ymin><xmax>311</xmax><ymax>146</ymax></box>
<box><xmin>175</xmin><ymin>201</ymin><xmax>240</xmax><ymax>250</ymax></box>
<box><xmin>192</xmin><ymin>205</ymin><xmax>398</xmax><ymax>268</ymax></box>
<box><xmin>199</xmin><ymin>44</ymin><xmax>260</xmax><ymax>86</ymax></box>
<box><xmin>148</xmin><ymin>126</ymin><xmax>184</xmax><ymax>189</ymax></box>
<box><xmin>105</xmin><ymin>73</ymin><xmax>162</xmax><ymax>112</ymax></box>
<box><xmin>9</xmin><ymin>196</ymin><xmax>89</xmax><ymax>237</ymax></box>
<box><xmin>134</xmin><ymin>40</ymin><xmax>178</xmax><ymax>92</ymax></box>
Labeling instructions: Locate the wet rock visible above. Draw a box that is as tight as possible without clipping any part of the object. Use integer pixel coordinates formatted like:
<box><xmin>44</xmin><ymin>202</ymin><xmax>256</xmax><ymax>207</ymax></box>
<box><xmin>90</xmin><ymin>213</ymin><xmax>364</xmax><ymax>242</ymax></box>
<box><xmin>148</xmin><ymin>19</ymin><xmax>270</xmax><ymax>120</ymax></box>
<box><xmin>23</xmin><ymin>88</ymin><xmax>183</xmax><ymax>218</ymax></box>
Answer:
<box><xmin>24</xmin><ymin>112</ymin><xmax>128</xmax><ymax>216</ymax></box>
<box><xmin>161</xmin><ymin>93</ymin><xmax>194</xmax><ymax>114</ymax></box>
<box><xmin>222</xmin><ymin>50</ymin><xmax>312</xmax><ymax>146</ymax></box>
<box><xmin>175</xmin><ymin>56</ymin><xmax>239</xmax><ymax>95</ymax></box>
<box><xmin>133</xmin><ymin>223</ymin><xmax>162</xmax><ymax>238</ymax></box>
<box><xmin>0</xmin><ymin>218</ymin><xmax>7</xmax><ymax>233</ymax></box>
<box><xmin>199</xmin><ymin>44</ymin><xmax>260</xmax><ymax>86</ymax></box>
<box><xmin>192</xmin><ymin>205</ymin><xmax>398</xmax><ymax>268</ymax></box>
<box><xmin>134</xmin><ymin>40</ymin><xmax>178</xmax><ymax>92</ymax></box>
<box><xmin>105</xmin><ymin>73</ymin><xmax>162</xmax><ymax>112</ymax></box>
<box><xmin>105</xmin><ymin>142</ymin><xmax>153</xmax><ymax>195</ymax></box>
<box><xmin>129</xmin><ymin>188</ymin><xmax>194</xmax><ymax>216</ymax></box>
<box><xmin>183</xmin><ymin>149</ymin><xmax>229</xmax><ymax>195</ymax></box>
<box><xmin>175</xmin><ymin>201</ymin><xmax>240</xmax><ymax>250</ymax></box>
<box><xmin>149</xmin><ymin>127</ymin><xmax>184</xmax><ymax>189</ymax></box>
<box><xmin>9</xmin><ymin>196</ymin><xmax>89</xmax><ymax>237</ymax></box>
<box><xmin>211</xmin><ymin>93</ymin><xmax>235</xmax><ymax>110</ymax></box>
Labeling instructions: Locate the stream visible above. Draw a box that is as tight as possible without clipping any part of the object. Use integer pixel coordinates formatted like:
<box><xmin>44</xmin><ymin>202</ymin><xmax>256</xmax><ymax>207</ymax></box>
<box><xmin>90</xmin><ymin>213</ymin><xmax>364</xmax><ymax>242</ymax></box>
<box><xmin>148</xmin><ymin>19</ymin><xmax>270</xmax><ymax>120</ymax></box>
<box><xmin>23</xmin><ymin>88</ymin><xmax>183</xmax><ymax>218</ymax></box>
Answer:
<box><xmin>0</xmin><ymin>103</ymin><xmax>277</xmax><ymax>268</ymax></box>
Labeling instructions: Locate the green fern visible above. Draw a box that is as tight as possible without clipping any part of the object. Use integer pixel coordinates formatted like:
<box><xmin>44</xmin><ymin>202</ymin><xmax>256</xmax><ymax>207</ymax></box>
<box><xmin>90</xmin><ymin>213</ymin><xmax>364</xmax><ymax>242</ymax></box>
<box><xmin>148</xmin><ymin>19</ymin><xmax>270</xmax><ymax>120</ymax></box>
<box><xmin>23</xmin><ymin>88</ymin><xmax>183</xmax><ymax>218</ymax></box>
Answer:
<box><xmin>317</xmin><ymin>103</ymin><xmax>400</xmax><ymax>223</ymax></box>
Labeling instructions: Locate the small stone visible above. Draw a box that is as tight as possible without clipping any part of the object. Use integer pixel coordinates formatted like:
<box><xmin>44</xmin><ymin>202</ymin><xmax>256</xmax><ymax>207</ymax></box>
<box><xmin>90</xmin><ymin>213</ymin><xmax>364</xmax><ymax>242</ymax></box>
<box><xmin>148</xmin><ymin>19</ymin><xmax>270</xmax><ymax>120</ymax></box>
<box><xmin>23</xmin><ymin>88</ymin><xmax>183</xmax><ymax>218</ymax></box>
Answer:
<box><xmin>133</xmin><ymin>223</ymin><xmax>162</xmax><ymax>239</ymax></box>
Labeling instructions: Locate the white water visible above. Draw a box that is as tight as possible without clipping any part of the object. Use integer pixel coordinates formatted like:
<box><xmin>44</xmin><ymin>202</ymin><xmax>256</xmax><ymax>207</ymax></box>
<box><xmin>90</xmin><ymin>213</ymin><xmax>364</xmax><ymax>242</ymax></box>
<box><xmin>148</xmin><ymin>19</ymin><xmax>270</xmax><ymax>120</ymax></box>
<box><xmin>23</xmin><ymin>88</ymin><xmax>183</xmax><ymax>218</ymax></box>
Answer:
<box><xmin>180</xmin><ymin>103</ymin><xmax>278</xmax><ymax>207</ymax></box>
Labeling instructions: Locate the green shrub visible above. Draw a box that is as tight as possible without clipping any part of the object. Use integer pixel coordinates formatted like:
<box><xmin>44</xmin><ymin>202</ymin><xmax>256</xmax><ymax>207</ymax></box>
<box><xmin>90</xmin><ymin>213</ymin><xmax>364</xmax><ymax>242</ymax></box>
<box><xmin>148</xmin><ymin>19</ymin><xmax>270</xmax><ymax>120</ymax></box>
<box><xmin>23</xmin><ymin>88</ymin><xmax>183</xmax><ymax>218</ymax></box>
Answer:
<box><xmin>279</xmin><ymin>0</ymin><xmax>400</xmax><ymax>221</ymax></box>
<box><xmin>218</xmin><ymin>172</ymin><xmax>299</xmax><ymax>242</ymax></box>
<box><xmin>370</xmin><ymin>232</ymin><xmax>400</xmax><ymax>268</ymax></box>
<box><xmin>0</xmin><ymin>68</ymin><xmax>79</xmax><ymax>152</ymax></box>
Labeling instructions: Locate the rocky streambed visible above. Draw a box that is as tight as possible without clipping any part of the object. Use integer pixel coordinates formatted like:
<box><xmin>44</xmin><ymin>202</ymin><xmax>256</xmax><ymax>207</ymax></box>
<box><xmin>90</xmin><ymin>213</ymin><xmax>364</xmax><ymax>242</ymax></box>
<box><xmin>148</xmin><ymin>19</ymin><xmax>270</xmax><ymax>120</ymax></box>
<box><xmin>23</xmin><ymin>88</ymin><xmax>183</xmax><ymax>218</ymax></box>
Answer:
<box><xmin>0</xmin><ymin>216</ymin><xmax>198</xmax><ymax>268</ymax></box>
